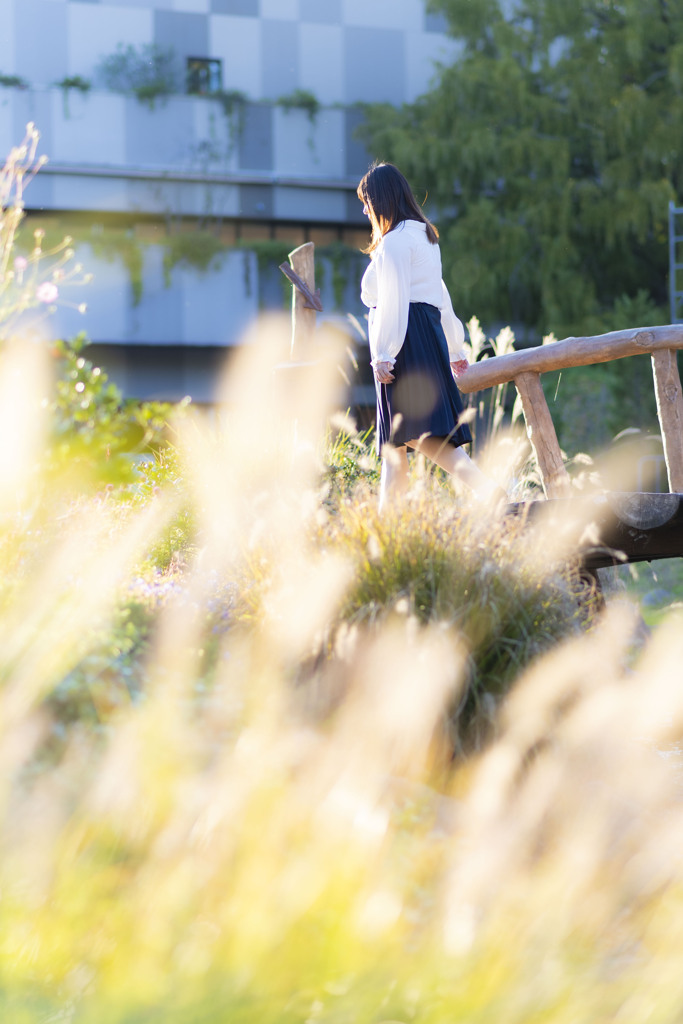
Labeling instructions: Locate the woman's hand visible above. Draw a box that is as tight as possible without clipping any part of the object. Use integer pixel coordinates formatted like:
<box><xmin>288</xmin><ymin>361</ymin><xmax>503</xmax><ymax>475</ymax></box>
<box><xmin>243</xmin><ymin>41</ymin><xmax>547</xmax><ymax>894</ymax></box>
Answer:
<box><xmin>374</xmin><ymin>361</ymin><xmax>395</xmax><ymax>384</ymax></box>
<box><xmin>451</xmin><ymin>358</ymin><xmax>469</xmax><ymax>379</ymax></box>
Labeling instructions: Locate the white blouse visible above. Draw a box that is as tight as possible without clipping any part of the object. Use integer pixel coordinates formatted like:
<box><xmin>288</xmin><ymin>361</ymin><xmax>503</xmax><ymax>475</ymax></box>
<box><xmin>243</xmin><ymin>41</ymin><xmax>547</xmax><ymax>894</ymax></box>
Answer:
<box><xmin>360</xmin><ymin>219</ymin><xmax>467</xmax><ymax>368</ymax></box>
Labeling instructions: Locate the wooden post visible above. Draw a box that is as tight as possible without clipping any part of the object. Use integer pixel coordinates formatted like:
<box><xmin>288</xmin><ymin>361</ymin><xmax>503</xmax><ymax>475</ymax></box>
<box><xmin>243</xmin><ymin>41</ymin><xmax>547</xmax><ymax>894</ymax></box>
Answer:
<box><xmin>651</xmin><ymin>348</ymin><xmax>683</xmax><ymax>493</ymax></box>
<box><xmin>514</xmin><ymin>371</ymin><xmax>571</xmax><ymax>499</ymax></box>
<box><xmin>287</xmin><ymin>242</ymin><xmax>317</xmax><ymax>361</ymax></box>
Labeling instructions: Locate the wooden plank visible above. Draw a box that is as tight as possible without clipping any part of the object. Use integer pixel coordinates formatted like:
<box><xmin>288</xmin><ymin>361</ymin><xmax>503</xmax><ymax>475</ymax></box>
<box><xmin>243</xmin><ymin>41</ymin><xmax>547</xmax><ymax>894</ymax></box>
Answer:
<box><xmin>287</xmin><ymin>242</ymin><xmax>317</xmax><ymax>361</ymax></box>
<box><xmin>651</xmin><ymin>348</ymin><xmax>683</xmax><ymax>492</ymax></box>
<box><xmin>514</xmin><ymin>371</ymin><xmax>571</xmax><ymax>498</ymax></box>
<box><xmin>457</xmin><ymin>324</ymin><xmax>683</xmax><ymax>394</ymax></box>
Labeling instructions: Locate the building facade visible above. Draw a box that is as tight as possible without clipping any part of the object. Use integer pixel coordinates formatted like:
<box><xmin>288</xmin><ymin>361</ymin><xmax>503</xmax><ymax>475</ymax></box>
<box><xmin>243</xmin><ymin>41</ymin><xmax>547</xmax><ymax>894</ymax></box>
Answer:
<box><xmin>0</xmin><ymin>0</ymin><xmax>456</xmax><ymax>401</ymax></box>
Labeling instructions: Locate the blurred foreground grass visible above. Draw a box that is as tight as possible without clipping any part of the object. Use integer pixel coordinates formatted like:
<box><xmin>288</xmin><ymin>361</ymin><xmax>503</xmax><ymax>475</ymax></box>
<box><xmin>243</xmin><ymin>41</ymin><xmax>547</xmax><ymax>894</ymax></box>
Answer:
<box><xmin>1</xmin><ymin>312</ymin><xmax>683</xmax><ymax>1024</ymax></box>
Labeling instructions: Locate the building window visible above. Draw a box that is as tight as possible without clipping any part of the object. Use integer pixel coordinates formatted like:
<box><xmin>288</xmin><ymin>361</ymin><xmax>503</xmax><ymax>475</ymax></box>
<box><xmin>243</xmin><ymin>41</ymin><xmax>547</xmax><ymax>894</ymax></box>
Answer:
<box><xmin>186</xmin><ymin>58</ymin><xmax>222</xmax><ymax>95</ymax></box>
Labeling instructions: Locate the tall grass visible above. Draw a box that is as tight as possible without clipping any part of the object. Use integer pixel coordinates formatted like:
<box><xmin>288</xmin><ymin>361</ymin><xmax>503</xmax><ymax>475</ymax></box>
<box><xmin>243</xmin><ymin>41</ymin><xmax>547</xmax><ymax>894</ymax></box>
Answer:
<box><xmin>0</xmin><ymin>309</ymin><xmax>679</xmax><ymax>1023</ymax></box>
<box><xmin>3</xmin><ymin>133</ymin><xmax>683</xmax><ymax>1024</ymax></box>
<box><xmin>464</xmin><ymin>317</ymin><xmax>543</xmax><ymax>499</ymax></box>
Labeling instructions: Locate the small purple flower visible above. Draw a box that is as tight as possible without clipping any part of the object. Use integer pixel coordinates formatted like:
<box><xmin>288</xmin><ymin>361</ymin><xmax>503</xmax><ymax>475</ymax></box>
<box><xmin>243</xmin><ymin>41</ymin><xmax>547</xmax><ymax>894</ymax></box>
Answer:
<box><xmin>36</xmin><ymin>281</ymin><xmax>59</xmax><ymax>304</ymax></box>
<box><xmin>13</xmin><ymin>256</ymin><xmax>28</xmax><ymax>272</ymax></box>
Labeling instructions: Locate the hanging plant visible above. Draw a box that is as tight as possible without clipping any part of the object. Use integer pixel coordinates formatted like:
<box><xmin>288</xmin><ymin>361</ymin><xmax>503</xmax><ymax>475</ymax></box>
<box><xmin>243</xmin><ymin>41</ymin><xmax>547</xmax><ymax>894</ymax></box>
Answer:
<box><xmin>162</xmin><ymin>231</ymin><xmax>227</xmax><ymax>287</ymax></box>
<box><xmin>55</xmin><ymin>75</ymin><xmax>91</xmax><ymax>119</ymax></box>
<box><xmin>89</xmin><ymin>227</ymin><xmax>144</xmax><ymax>305</ymax></box>
<box><xmin>242</xmin><ymin>249</ymin><xmax>253</xmax><ymax>299</ymax></box>
<box><xmin>277</xmin><ymin>89</ymin><xmax>320</xmax><ymax>123</ymax></box>
<box><xmin>277</xmin><ymin>89</ymin><xmax>321</xmax><ymax>157</ymax></box>
<box><xmin>319</xmin><ymin>242</ymin><xmax>365</xmax><ymax>310</ymax></box>
<box><xmin>237</xmin><ymin>239</ymin><xmax>294</xmax><ymax>308</ymax></box>
<box><xmin>212</xmin><ymin>89</ymin><xmax>249</xmax><ymax>155</ymax></box>
<box><xmin>0</xmin><ymin>74</ymin><xmax>29</xmax><ymax>90</ymax></box>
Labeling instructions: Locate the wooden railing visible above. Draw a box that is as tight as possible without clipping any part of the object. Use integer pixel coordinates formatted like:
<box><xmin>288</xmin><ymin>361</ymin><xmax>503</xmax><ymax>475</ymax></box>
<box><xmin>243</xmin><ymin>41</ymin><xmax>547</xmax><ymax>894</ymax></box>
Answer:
<box><xmin>456</xmin><ymin>325</ymin><xmax>683</xmax><ymax>499</ymax></box>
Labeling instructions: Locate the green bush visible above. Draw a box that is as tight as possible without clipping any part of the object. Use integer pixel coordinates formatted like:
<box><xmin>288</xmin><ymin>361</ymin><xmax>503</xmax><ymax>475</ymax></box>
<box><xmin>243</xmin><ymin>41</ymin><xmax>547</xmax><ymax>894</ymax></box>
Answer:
<box><xmin>47</xmin><ymin>333</ymin><xmax>175</xmax><ymax>489</ymax></box>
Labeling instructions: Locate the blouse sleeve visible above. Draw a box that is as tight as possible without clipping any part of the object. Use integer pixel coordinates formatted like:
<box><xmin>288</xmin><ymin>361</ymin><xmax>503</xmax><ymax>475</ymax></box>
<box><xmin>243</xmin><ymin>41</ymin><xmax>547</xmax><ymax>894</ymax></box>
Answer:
<box><xmin>438</xmin><ymin>279</ymin><xmax>468</xmax><ymax>361</ymax></box>
<box><xmin>368</xmin><ymin>230</ymin><xmax>411</xmax><ymax>367</ymax></box>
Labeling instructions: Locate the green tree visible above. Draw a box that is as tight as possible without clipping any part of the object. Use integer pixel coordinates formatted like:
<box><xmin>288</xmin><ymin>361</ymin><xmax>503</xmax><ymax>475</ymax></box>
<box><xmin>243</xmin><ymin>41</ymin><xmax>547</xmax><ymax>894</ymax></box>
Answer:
<box><xmin>358</xmin><ymin>0</ymin><xmax>683</xmax><ymax>336</ymax></box>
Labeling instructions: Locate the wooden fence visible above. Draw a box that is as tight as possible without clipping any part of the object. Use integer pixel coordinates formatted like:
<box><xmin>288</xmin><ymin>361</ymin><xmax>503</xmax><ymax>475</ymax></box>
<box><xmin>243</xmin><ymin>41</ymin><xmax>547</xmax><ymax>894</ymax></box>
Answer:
<box><xmin>456</xmin><ymin>326</ymin><xmax>683</xmax><ymax>498</ymax></box>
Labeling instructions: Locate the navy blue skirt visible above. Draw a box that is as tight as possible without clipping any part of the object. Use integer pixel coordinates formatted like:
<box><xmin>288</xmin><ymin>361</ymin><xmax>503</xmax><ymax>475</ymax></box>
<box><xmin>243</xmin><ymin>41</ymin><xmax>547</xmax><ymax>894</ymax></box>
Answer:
<box><xmin>375</xmin><ymin>302</ymin><xmax>473</xmax><ymax>452</ymax></box>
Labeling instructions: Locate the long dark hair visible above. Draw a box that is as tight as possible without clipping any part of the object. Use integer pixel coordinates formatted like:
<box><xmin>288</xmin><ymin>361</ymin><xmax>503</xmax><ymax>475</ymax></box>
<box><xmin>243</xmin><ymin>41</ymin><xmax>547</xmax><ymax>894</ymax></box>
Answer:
<box><xmin>357</xmin><ymin>162</ymin><xmax>438</xmax><ymax>254</ymax></box>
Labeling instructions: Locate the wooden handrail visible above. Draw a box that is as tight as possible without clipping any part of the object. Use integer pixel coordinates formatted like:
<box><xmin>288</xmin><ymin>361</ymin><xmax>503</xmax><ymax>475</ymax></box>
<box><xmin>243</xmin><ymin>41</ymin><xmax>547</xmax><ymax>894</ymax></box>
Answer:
<box><xmin>456</xmin><ymin>324</ymin><xmax>683</xmax><ymax>394</ymax></box>
<box><xmin>455</xmin><ymin>324</ymin><xmax>683</xmax><ymax>499</ymax></box>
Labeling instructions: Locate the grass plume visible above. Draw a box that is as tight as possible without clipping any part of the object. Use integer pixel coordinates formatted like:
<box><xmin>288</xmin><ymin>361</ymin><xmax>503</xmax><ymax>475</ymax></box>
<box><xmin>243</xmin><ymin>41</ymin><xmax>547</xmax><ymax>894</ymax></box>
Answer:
<box><xmin>0</xmin><ymin>310</ymin><xmax>678</xmax><ymax>1023</ymax></box>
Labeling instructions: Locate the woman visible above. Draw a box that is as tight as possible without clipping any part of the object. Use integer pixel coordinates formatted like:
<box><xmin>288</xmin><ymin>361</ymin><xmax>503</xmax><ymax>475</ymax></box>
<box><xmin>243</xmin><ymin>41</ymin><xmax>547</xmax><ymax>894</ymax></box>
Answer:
<box><xmin>357</xmin><ymin>162</ymin><xmax>502</xmax><ymax>509</ymax></box>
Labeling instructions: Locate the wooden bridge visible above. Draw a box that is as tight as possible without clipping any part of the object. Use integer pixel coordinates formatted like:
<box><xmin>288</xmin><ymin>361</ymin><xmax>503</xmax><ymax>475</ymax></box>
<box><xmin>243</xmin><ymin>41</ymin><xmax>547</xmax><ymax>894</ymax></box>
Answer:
<box><xmin>456</xmin><ymin>325</ymin><xmax>683</xmax><ymax>569</ymax></box>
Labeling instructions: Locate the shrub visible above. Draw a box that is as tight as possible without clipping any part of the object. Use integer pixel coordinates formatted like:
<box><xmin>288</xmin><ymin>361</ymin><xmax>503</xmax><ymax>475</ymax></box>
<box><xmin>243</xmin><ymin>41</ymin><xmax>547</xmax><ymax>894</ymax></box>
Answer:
<box><xmin>47</xmin><ymin>333</ymin><xmax>175</xmax><ymax>489</ymax></box>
